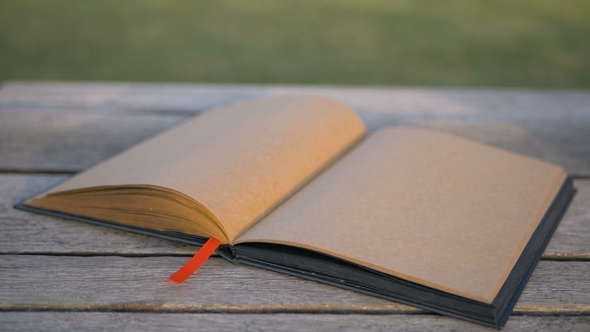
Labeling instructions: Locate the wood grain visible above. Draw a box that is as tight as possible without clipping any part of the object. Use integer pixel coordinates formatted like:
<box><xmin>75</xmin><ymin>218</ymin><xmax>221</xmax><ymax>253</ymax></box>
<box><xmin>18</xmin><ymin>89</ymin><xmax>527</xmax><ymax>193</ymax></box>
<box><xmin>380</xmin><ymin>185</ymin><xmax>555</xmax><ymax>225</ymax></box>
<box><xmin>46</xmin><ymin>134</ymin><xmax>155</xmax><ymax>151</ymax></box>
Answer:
<box><xmin>1</xmin><ymin>174</ymin><xmax>588</xmax><ymax>256</ymax></box>
<box><xmin>546</xmin><ymin>180</ymin><xmax>590</xmax><ymax>256</ymax></box>
<box><xmin>0</xmin><ymin>82</ymin><xmax>264</xmax><ymax>113</ymax></box>
<box><xmin>0</xmin><ymin>108</ymin><xmax>185</xmax><ymax>172</ymax></box>
<box><xmin>3</xmin><ymin>83</ymin><xmax>590</xmax><ymax>118</ymax></box>
<box><xmin>1</xmin><ymin>313</ymin><xmax>589</xmax><ymax>332</ymax></box>
<box><xmin>0</xmin><ymin>256</ymin><xmax>588</xmax><ymax>313</ymax></box>
<box><xmin>1</xmin><ymin>83</ymin><xmax>589</xmax><ymax>175</ymax></box>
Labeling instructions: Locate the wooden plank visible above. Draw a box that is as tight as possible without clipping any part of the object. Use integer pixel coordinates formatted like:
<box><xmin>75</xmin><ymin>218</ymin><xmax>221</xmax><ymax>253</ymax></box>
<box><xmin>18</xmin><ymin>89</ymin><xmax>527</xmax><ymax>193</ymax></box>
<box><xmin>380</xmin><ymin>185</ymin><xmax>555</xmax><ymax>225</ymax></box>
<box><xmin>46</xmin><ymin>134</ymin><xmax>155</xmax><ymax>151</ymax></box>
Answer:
<box><xmin>0</xmin><ymin>82</ymin><xmax>265</xmax><ymax>113</ymax></box>
<box><xmin>2</xmin><ymin>83</ymin><xmax>590</xmax><ymax>119</ymax></box>
<box><xmin>0</xmin><ymin>108</ymin><xmax>185</xmax><ymax>172</ymax></box>
<box><xmin>0</xmin><ymin>256</ymin><xmax>588</xmax><ymax>314</ymax></box>
<box><xmin>546</xmin><ymin>180</ymin><xmax>590</xmax><ymax>257</ymax></box>
<box><xmin>1</xmin><ymin>313</ymin><xmax>589</xmax><ymax>332</ymax></box>
<box><xmin>1</xmin><ymin>174</ymin><xmax>588</xmax><ymax>256</ymax></box>
<box><xmin>404</xmin><ymin>120</ymin><xmax>590</xmax><ymax>177</ymax></box>
<box><xmin>1</xmin><ymin>108</ymin><xmax>589</xmax><ymax>178</ymax></box>
<box><xmin>1</xmin><ymin>83</ymin><xmax>589</xmax><ymax>175</ymax></box>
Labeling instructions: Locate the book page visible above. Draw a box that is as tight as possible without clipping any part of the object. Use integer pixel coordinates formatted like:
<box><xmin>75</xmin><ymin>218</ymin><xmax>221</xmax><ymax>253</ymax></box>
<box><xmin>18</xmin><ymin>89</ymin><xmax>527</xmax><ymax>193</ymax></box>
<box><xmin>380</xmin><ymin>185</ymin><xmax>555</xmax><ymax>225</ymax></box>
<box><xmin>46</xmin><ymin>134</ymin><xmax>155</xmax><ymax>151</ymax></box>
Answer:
<box><xmin>34</xmin><ymin>96</ymin><xmax>366</xmax><ymax>242</ymax></box>
<box><xmin>235</xmin><ymin>127</ymin><xmax>566</xmax><ymax>303</ymax></box>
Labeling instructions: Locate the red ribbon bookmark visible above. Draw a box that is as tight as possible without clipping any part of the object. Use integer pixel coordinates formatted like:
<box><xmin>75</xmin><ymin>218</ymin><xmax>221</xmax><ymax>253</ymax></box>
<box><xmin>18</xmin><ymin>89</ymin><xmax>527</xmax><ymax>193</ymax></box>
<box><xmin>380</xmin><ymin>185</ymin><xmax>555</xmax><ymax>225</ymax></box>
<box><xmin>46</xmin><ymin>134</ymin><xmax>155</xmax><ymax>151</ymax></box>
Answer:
<box><xmin>168</xmin><ymin>237</ymin><xmax>221</xmax><ymax>284</ymax></box>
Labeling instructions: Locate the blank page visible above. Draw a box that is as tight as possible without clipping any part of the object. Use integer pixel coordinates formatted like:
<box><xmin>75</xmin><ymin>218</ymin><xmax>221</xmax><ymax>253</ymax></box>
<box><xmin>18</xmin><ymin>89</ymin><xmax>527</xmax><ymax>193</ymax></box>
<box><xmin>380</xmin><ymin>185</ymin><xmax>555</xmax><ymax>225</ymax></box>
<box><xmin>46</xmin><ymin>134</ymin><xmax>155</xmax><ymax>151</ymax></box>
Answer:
<box><xmin>236</xmin><ymin>127</ymin><xmax>566</xmax><ymax>303</ymax></box>
<box><xmin>32</xmin><ymin>96</ymin><xmax>366</xmax><ymax>242</ymax></box>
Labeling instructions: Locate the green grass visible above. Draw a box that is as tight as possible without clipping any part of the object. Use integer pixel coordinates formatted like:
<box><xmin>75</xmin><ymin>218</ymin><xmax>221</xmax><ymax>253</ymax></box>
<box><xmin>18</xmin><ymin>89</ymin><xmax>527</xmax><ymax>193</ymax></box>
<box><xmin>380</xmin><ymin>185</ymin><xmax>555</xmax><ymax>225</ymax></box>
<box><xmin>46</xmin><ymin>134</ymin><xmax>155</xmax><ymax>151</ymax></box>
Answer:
<box><xmin>1</xmin><ymin>0</ymin><xmax>589</xmax><ymax>87</ymax></box>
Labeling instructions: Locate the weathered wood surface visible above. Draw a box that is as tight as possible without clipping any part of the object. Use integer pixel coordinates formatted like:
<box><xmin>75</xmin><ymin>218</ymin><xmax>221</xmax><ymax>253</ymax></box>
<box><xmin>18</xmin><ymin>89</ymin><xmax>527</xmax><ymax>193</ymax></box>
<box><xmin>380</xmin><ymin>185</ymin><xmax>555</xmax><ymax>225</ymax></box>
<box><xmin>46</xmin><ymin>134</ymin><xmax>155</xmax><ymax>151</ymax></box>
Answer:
<box><xmin>0</xmin><ymin>108</ymin><xmax>184</xmax><ymax>173</ymax></box>
<box><xmin>0</xmin><ymin>256</ymin><xmax>588</xmax><ymax>313</ymax></box>
<box><xmin>1</xmin><ymin>313</ymin><xmax>589</xmax><ymax>332</ymax></box>
<box><xmin>546</xmin><ymin>179</ymin><xmax>590</xmax><ymax>257</ymax></box>
<box><xmin>2</xmin><ymin>83</ymin><xmax>589</xmax><ymax>118</ymax></box>
<box><xmin>1</xmin><ymin>82</ymin><xmax>589</xmax><ymax>331</ymax></box>
<box><xmin>1</xmin><ymin>83</ymin><xmax>589</xmax><ymax>175</ymax></box>
<box><xmin>1</xmin><ymin>174</ymin><xmax>588</xmax><ymax>256</ymax></box>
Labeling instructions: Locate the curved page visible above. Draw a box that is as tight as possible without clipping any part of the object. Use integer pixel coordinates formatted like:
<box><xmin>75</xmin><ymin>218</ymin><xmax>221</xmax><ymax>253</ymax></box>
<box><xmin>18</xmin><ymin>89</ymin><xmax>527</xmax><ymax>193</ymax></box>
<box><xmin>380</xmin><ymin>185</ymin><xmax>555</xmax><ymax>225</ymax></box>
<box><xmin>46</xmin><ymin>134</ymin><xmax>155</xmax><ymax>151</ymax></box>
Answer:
<box><xmin>235</xmin><ymin>127</ymin><xmax>566</xmax><ymax>303</ymax></box>
<box><xmin>28</xmin><ymin>96</ymin><xmax>366</xmax><ymax>243</ymax></box>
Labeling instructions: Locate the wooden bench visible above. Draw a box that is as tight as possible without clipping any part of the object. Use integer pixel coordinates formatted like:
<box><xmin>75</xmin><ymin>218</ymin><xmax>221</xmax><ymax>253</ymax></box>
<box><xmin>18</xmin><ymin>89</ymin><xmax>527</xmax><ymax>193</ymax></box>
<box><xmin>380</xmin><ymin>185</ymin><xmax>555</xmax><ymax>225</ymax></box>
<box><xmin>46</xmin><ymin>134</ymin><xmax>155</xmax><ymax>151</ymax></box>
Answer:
<box><xmin>1</xmin><ymin>82</ymin><xmax>589</xmax><ymax>331</ymax></box>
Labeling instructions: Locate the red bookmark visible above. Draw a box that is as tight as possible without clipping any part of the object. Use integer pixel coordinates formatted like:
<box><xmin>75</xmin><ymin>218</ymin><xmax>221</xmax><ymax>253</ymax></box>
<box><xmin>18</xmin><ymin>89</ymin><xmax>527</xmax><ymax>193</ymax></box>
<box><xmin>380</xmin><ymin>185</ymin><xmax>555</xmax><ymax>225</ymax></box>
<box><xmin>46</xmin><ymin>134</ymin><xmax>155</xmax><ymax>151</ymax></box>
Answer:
<box><xmin>168</xmin><ymin>237</ymin><xmax>221</xmax><ymax>284</ymax></box>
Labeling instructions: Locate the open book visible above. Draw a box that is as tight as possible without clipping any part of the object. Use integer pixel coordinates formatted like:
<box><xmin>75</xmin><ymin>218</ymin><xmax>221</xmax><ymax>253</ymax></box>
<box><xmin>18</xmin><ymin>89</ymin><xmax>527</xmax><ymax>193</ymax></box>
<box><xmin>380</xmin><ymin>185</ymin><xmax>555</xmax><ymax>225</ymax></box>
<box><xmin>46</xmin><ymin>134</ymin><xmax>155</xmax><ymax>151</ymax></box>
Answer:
<box><xmin>16</xmin><ymin>96</ymin><xmax>574</xmax><ymax>328</ymax></box>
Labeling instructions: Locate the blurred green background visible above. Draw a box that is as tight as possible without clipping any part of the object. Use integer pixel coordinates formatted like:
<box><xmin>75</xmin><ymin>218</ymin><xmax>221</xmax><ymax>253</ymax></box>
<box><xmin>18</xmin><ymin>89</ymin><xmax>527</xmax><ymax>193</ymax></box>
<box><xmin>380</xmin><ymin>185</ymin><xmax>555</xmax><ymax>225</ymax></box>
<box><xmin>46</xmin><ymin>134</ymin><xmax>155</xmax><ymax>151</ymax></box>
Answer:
<box><xmin>1</xmin><ymin>0</ymin><xmax>589</xmax><ymax>87</ymax></box>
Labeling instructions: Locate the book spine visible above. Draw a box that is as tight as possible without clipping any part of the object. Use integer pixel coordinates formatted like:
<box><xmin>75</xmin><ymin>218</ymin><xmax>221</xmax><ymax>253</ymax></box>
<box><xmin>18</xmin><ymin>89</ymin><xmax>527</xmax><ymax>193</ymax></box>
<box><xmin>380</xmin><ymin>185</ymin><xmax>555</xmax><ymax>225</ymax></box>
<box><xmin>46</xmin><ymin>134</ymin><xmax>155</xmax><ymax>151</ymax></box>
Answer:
<box><xmin>217</xmin><ymin>244</ymin><xmax>238</xmax><ymax>264</ymax></box>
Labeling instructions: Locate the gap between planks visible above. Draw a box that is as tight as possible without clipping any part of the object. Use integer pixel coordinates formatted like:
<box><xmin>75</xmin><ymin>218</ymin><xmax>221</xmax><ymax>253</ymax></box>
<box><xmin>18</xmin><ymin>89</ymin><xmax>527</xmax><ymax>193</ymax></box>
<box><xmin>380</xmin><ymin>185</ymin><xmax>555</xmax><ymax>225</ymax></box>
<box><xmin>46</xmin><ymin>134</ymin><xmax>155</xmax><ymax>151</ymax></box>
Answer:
<box><xmin>0</xmin><ymin>252</ymin><xmax>589</xmax><ymax>261</ymax></box>
<box><xmin>0</xmin><ymin>168</ymin><xmax>77</xmax><ymax>175</ymax></box>
<box><xmin>1</xmin><ymin>168</ymin><xmax>589</xmax><ymax>178</ymax></box>
<box><xmin>3</xmin><ymin>312</ymin><xmax>590</xmax><ymax>332</ymax></box>
<box><xmin>0</xmin><ymin>303</ymin><xmax>589</xmax><ymax>316</ymax></box>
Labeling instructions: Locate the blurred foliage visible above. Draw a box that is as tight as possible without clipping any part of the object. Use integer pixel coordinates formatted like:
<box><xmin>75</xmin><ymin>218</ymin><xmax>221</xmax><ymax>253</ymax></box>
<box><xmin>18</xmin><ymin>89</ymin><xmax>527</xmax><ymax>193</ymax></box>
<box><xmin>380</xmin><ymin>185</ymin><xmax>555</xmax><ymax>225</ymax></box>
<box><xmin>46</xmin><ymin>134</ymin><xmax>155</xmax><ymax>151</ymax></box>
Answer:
<box><xmin>1</xmin><ymin>0</ymin><xmax>589</xmax><ymax>87</ymax></box>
